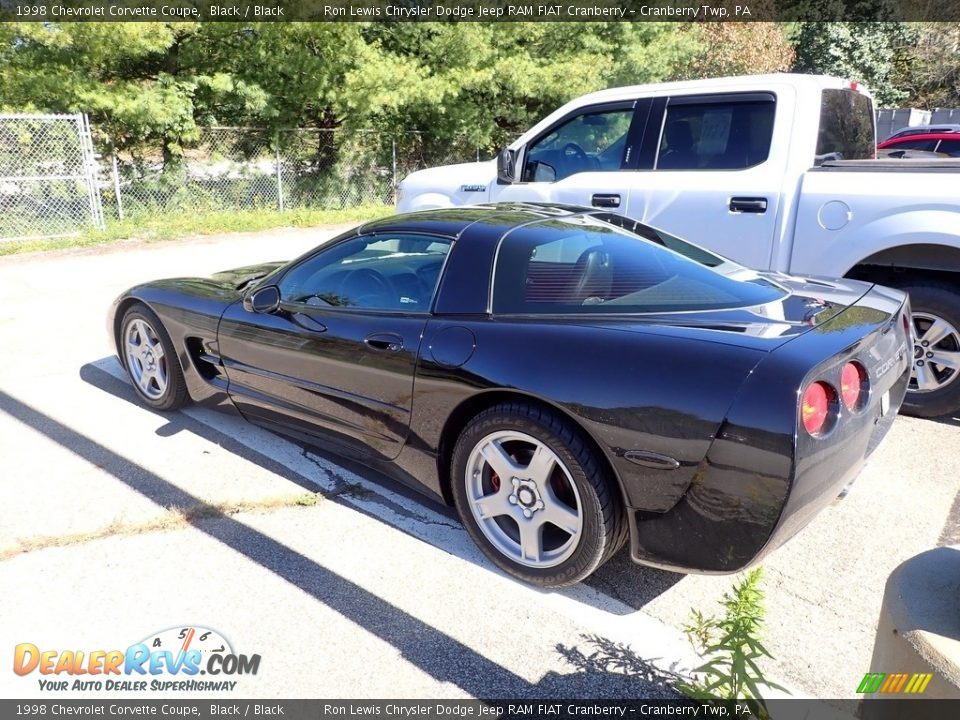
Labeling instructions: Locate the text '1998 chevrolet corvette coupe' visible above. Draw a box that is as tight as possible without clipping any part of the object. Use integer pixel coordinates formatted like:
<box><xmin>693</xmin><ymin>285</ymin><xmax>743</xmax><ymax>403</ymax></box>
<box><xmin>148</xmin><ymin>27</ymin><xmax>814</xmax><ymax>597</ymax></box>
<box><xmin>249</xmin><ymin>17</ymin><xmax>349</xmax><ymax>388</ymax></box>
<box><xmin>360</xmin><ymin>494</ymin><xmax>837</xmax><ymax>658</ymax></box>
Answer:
<box><xmin>109</xmin><ymin>204</ymin><xmax>911</xmax><ymax>587</ymax></box>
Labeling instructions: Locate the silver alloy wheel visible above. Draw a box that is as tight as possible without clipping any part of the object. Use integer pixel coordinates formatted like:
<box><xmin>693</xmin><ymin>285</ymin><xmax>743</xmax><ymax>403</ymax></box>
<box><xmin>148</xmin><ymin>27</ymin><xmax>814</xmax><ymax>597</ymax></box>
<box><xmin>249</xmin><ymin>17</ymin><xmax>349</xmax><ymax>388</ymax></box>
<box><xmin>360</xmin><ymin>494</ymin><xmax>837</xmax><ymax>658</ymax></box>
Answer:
<box><xmin>124</xmin><ymin>317</ymin><xmax>169</xmax><ymax>400</ymax></box>
<box><xmin>465</xmin><ymin>430</ymin><xmax>583</xmax><ymax>568</ymax></box>
<box><xmin>910</xmin><ymin>312</ymin><xmax>960</xmax><ymax>393</ymax></box>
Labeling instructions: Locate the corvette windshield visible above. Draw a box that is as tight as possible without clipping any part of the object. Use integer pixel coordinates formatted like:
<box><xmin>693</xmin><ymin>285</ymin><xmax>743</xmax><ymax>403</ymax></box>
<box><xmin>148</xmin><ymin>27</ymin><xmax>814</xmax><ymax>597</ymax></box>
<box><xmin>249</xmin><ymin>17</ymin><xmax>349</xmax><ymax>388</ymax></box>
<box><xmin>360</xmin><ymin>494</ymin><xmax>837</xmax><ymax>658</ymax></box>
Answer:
<box><xmin>492</xmin><ymin>215</ymin><xmax>786</xmax><ymax>314</ymax></box>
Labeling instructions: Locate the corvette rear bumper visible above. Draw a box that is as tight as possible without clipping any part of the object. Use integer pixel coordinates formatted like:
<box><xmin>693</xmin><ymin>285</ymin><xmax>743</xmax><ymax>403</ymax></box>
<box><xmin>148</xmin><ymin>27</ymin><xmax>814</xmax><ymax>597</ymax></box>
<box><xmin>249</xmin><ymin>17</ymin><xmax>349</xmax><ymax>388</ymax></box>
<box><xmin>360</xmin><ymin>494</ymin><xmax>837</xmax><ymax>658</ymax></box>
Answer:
<box><xmin>625</xmin><ymin>286</ymin><xmax>912</xmax><ymax>574</ymax></box>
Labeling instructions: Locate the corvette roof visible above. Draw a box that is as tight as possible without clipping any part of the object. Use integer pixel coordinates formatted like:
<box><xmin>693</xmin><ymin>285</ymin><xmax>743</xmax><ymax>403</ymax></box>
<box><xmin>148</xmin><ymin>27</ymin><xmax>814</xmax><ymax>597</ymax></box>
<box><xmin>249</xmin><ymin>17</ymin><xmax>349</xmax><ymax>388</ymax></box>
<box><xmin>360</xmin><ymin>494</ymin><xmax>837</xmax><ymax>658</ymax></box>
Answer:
<box><xmin>357</xmin><ymin>203</ymin><xmax>595</xmax><ymax>238</ymax></box>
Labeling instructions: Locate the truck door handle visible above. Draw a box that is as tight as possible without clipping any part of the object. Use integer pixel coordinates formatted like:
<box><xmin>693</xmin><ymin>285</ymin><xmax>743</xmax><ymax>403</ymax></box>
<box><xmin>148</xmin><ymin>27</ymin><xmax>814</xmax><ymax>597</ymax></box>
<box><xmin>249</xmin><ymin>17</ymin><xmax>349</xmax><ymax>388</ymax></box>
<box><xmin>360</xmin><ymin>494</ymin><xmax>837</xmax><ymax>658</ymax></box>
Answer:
<box><xmin>591</xmin><ymin>194</ymin><xmax>621</xmax><ymax>208</ymax></box>
<box><xmin>365</xmin><ymin>332</ymin><xmax>403</xmax><ymax>353</ymax></box>
<box><xmin>729</xmin><ymin>197</ymin><xmax>768</xmax><ymax>214</ymax></box>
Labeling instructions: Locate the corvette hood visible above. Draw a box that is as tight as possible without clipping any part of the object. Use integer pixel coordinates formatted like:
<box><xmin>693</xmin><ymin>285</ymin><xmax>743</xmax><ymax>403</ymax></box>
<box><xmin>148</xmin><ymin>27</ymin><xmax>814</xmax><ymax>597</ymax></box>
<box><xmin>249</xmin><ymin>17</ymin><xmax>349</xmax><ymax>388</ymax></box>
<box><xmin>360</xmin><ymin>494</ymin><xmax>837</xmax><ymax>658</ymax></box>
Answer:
<box><xmin>209</xmin><ymin>262</ymin><xmax>286</xmax><ymax>291</ymax></box>
<box><xmin>119</xmin><ymin>261</ymin><xmax>287</xmax><ymax>309</ymax></box>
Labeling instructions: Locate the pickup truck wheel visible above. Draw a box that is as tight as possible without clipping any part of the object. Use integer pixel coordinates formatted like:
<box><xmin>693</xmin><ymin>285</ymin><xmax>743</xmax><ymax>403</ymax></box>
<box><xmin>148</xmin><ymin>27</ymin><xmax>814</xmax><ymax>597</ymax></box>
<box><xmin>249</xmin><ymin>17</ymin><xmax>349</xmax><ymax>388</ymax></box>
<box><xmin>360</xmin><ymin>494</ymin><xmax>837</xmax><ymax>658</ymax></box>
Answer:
<box><xmin>450</xmin><ymin>402</ymin><xmax>627</xmax><ymax>588</ymax></box>
<box><xmin>898</xmin><ymin>283</ymin><xmax>960</xmax><ymax>418</ymax></box>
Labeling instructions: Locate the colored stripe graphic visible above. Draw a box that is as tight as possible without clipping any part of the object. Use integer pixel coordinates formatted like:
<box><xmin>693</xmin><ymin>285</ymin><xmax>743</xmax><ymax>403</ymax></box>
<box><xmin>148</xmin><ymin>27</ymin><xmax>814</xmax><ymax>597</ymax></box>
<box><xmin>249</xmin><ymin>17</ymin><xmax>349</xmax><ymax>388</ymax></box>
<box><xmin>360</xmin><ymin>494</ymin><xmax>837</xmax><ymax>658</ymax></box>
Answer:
<box><xmin>857</xmin><ymin>672</ymin><xmax>933</xmax><ymax>694</ymax></box>
<box><xmin>857</xmin><ymin>673</ymin><xmax>886</xmax><ymax>693</ymax></box>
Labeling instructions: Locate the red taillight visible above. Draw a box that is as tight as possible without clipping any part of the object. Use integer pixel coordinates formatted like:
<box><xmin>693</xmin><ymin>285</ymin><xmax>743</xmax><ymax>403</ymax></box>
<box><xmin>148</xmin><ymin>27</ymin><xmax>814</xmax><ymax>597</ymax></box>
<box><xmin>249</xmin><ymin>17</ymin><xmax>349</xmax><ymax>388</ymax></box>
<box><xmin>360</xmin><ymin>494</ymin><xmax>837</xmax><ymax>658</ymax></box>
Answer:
<box><xmin>840</xmin><ymin>362</ymin><xmax>868</xmax><ymax>411</ymax></box>
<box><xmin>802</xmin><ymin>381</ymin><xmax>835</xmax><ymax>436</ymax></box>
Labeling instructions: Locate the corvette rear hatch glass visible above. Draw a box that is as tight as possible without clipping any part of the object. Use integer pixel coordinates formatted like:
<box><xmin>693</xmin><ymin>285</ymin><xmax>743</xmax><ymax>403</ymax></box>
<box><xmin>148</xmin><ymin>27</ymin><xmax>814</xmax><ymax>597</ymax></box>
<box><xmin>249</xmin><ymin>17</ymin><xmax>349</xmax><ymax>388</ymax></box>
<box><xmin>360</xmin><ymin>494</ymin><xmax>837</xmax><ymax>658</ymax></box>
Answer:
<box><xmin>492</xmin><ymin>214</ymin><xmax>786</xmax><ymax>315</ymax></box>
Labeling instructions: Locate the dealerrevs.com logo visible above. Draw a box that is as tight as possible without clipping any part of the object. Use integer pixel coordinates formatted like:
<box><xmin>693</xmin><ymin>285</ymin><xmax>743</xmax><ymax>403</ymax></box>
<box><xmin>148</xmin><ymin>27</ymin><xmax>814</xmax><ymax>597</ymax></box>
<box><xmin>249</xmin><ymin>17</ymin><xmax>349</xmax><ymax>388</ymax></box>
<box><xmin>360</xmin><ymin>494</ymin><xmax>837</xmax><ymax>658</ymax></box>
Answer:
<box><xmin>13</xmin><ymin>626</ymin><xmax>261</xmax><ymax>692</ymax></box>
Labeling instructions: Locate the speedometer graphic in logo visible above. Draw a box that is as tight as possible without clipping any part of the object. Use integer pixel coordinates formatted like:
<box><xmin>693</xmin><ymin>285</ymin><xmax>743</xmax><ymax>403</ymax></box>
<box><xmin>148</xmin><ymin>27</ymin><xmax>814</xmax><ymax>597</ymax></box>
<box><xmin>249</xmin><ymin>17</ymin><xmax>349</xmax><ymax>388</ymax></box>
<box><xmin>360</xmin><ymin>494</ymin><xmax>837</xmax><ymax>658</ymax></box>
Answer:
<box><xmin>139</xmin><ymin>626</ymin><xmax>233</xmax><ymax>659</ymax></box>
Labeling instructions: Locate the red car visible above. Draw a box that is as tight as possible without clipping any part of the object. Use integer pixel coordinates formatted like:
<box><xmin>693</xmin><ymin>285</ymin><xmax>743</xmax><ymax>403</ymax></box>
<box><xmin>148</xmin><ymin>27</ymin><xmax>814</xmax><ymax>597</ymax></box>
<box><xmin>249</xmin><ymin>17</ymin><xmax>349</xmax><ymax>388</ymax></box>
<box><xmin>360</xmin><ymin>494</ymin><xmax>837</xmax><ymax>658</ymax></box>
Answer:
<box><xmin>877</xmin><ymin>132</ymin><xmax>960</xmax><ymax>158</ymax></box>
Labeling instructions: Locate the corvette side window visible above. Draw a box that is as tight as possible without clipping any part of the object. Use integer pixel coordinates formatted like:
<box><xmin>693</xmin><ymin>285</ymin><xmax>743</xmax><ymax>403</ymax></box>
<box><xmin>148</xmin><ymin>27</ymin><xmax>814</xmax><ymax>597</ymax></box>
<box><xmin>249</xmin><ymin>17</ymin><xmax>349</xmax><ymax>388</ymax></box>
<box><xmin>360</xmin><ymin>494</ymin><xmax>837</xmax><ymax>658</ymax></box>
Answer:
<box><xmin>278</xmin><ymin>234</ymin><xmax>452</xmax><ymax>312</ymax></box>
<box><xmin>493</xmin><ymin>216</ymin><xmax>784</xmax><ymax>314</ymax></box>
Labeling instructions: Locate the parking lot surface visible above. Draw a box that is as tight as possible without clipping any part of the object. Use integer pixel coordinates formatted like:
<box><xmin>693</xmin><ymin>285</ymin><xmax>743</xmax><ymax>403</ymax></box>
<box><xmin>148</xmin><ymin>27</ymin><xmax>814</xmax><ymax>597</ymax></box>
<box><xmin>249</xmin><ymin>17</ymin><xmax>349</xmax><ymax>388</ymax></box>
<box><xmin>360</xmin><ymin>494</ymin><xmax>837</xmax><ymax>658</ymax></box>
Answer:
<box><xmin>1</xmin><ymin>229</ymin><xmax>958</xmax><ymax>700</ymax></box>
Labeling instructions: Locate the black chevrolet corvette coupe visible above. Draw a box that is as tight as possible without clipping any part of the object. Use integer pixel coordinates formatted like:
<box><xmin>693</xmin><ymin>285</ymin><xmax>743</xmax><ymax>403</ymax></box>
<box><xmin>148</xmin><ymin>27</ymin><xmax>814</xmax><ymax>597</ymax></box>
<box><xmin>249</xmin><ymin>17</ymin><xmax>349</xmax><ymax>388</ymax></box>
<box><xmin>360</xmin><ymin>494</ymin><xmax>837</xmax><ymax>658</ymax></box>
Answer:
<box><xmin>109</xmin><ymin>204</ymin><xmax>912</xmax><ymax>587</ymax></box>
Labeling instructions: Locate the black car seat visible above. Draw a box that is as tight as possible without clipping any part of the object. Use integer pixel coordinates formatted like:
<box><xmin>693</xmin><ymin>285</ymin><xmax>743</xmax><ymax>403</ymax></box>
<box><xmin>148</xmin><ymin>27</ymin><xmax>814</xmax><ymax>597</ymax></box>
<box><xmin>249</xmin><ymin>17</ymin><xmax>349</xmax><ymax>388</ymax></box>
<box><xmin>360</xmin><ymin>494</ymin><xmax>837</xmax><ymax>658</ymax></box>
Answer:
<box><xmin>658</xmin><ymin>119</ymin><xmax>698</xmax><ymax>170</ymax></box>
<box><xmin>571</xmin><ymin>246</ymin><xmax>613</xmax><ymax>302</ymax></box>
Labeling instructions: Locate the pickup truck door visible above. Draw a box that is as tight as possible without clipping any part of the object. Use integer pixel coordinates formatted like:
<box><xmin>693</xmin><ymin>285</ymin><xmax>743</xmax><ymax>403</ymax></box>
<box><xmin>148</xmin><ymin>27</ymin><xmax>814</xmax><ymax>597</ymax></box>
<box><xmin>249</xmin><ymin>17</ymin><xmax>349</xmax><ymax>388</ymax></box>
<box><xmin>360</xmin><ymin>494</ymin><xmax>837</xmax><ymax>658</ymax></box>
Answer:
<box><xmin>622</xmin><ymin>92</ymin><xmax>785</xmax><ymax>271</ymax></box>
<box><xmin>492</xmin><ymin>100</ymin><xmax>651</xmax><ymax>211</ymax></box>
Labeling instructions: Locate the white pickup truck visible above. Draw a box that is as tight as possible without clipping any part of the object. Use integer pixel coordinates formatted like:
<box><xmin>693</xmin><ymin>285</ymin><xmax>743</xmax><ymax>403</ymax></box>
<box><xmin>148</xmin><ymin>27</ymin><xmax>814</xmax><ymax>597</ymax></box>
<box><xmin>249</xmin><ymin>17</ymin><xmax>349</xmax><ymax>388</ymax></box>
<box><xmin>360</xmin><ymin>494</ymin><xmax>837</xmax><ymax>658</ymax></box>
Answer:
<box><xmin>397</xmin><ymin>73</ymin><xmax>960</xmax><ymax>418</ymax></box>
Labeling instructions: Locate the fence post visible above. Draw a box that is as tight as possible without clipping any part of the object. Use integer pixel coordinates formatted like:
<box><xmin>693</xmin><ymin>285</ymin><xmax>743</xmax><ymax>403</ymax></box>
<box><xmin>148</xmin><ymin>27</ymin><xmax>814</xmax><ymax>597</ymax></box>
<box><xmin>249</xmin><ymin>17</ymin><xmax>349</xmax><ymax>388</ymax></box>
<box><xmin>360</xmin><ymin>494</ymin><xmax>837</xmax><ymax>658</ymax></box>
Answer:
<box><xmin>392</xmin><ymin>139</ymin><xmax>398</xmax><ymax>205</ymax></box>
<box><xmin>110</xmin><ymin>141</ymin><xmax>124</xmax><ymax>221</ymax></box>
<box><xmin>79</xmin><ymin>113</ymin><xmax>106</xmax><ymax>231</ymax></box>
<box><xmin>275</xmin><ymin>131</ymin><xmax>284</xmax><ymax>213</ymax></box>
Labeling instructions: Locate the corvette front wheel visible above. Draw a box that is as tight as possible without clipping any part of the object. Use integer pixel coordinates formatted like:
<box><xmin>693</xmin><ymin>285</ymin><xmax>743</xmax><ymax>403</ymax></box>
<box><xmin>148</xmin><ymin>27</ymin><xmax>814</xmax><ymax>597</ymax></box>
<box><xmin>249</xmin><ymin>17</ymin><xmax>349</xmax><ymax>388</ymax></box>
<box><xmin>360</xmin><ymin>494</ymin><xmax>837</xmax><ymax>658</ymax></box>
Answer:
<box><xmin>120</xmin><ymin>304</ymin><xmax>189</xmax><ymax>411</ymax></box>
<box><xmin>451</xmin><ymin>402</ymin><xmax>626</xmax><ymax>587</ymax></box>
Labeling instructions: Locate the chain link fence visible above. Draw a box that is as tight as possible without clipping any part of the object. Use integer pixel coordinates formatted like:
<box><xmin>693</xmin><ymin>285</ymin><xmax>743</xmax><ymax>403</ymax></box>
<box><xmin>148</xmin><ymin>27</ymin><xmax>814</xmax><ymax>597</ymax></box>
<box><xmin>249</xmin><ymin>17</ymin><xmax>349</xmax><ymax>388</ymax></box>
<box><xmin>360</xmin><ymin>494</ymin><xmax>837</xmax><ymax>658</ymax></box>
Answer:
<box><xmin>105</xmin><ymin>127</ymin><xmax>280</xmax><ymax>220</ymax></box>
<box><xmin>0</xmin><ymin>114</ymin><xmax>104</xmax><ymax>242</ymax></box>
<box><xmin>97</xmin><ymin>127</ymin><xmax>493</xmax><ymax>224</ymax></box>
<box><xmin>0</xmin><ymin>117</ymin><xmax>496</xmax><ymax>242</ymax></box>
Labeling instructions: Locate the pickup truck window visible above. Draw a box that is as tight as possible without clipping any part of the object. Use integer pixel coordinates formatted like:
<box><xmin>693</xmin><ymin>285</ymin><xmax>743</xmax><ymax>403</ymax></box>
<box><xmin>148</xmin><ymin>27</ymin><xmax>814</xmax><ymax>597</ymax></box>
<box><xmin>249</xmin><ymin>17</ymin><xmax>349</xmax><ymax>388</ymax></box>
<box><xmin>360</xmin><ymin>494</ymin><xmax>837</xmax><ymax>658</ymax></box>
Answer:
<box><xmin>655</xmin><ymin>98</ymin><xmax>775</xmax><ymax>171</ymax></box>
<box><xmin>815</xmin><ymin>89</ymin><xmax>875</xmax><ymax>163</ymax></box>
<box><xmin>522</xmin><ymin>107</ymin><xmax>635</xmax><ymax>183</ymax></box>
<box><xmin>492</xmin><ymin>216</ymin><xmax>785</xmax><ymax>315</ymax></box>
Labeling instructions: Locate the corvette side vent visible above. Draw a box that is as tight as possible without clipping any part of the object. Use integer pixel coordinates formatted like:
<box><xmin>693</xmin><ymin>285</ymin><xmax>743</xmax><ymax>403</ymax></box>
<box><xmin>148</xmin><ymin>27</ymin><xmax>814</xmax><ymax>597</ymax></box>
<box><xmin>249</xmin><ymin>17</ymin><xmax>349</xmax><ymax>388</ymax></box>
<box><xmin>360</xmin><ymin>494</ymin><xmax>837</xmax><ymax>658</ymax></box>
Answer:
<box><xmin>185</xmin><ymin>337</ymin><xmax>225</xmax><ymax>383</ymax></box>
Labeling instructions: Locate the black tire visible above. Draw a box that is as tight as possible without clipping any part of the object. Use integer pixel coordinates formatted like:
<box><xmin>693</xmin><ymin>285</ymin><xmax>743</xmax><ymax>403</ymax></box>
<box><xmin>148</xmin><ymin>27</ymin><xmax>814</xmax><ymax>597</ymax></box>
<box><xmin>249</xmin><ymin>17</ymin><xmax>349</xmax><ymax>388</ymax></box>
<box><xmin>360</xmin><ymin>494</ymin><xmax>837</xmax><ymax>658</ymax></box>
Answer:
<box><xmin>897</xmin><ymin>282</ymin><xmax>960</xmax><ymax>418</ymax></box>
<box><xmin>119</xmin><ymin>303</ymin><xmax>190</xmax><ymax>411</ymax></box>
<box><xmin>450</xmin><ymin>401</ymin><xmax>627</xmax><ymax>587</ymax></box>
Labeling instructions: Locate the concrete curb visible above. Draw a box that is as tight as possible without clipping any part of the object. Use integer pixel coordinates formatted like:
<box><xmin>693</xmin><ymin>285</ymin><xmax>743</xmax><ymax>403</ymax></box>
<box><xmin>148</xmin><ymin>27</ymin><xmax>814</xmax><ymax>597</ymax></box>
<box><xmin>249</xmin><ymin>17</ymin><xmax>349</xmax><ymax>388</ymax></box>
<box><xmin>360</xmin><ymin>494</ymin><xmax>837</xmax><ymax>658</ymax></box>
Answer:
<box><xmin>862</xmin><ymin>545</ymin><xmax>960</xmax><ymax>717</ymax></box>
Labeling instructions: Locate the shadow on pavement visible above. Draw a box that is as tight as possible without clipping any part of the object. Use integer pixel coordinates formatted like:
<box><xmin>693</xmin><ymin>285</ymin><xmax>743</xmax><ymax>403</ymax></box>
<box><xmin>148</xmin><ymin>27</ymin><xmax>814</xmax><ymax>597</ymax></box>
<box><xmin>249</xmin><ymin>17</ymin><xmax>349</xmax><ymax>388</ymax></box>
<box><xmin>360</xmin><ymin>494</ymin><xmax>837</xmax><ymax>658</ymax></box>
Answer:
<box><xmin>928</xmin><ymin>411</ymin><xmax>960</xmax><ymax>429</ymax></box>
<box><xmin>556</xmin><ymin>634</ymin><xmax>685</xmax><ymax>691</ymax></box>
<box><xmin>78</xmin><ymin>359</ymin><xmax>684</xmax><ymax>613</ymax></box>
<box><xmin>0</xmin><ymin>383</ymin><xmax>688</xmax><ymax>699</ymax></box>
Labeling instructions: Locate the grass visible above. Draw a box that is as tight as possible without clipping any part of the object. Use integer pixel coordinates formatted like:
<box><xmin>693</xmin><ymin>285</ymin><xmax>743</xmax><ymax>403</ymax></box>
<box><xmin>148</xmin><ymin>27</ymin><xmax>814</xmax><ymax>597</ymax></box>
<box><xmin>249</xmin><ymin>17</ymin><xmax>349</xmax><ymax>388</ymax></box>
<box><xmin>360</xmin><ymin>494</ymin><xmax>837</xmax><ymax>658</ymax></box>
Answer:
<box><xmin>0</xmin><ymin>204</ymin><xmax>391</xmax><ymax>256</ymax></box>
<box><xmin>0</xmin><ymin>492</ymin><xmax>325</xmax><ymax>561</ymax></box>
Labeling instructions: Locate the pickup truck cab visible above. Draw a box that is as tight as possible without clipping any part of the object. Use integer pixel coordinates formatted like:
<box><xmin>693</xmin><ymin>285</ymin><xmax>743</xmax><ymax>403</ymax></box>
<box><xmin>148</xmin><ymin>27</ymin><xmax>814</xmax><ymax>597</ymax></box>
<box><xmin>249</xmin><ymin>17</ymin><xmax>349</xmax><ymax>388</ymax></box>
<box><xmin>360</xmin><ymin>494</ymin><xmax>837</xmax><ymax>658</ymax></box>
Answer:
<box><xmin>397</xmin><ymin>74</ymin><xmax>960</xmax><ymax>417</ymax></box>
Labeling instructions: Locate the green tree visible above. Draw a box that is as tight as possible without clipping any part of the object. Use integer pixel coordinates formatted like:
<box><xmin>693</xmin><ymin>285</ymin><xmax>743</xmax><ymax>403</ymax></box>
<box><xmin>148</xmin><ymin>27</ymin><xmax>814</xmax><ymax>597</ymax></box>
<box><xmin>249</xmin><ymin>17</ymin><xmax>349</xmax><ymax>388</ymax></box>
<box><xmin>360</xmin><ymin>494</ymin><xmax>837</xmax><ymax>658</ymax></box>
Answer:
<box><xmin>790</xmin><ymin>19</ymin><xmax>917</xmax><ymax>106</ymax></box>
<box><xmin>344</xmin><ymin>22</ymin><xmax>699</xmax><ymax>149</ymax></box>
<box><xmin>676</xmin><ymin>21</ymin><xmax>795</xmax><ymax>80</ymax></box>
<box><xmin>0</xmin><ymin>22</ymin><xmax>703</xmax><ymax>159</ymax></box>
<box><xmin>898</xmin><ymin>22</ymin><xmax>960</xmax><ymax>107</ymax></box>
<box><xmin>0</xmin><ymin>23</ymin><xmax>366</xmax><ymax>164</ymax></box>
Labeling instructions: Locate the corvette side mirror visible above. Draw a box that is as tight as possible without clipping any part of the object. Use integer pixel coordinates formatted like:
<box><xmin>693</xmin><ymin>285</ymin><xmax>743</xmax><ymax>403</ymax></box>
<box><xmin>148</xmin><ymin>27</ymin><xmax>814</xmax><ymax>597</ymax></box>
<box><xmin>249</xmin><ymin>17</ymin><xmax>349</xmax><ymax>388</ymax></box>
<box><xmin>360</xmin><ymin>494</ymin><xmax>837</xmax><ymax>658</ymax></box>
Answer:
<box><xmin>243</xmin><ymin>285</ymin><xmax>281</xmax><ymax>314</ymax></box>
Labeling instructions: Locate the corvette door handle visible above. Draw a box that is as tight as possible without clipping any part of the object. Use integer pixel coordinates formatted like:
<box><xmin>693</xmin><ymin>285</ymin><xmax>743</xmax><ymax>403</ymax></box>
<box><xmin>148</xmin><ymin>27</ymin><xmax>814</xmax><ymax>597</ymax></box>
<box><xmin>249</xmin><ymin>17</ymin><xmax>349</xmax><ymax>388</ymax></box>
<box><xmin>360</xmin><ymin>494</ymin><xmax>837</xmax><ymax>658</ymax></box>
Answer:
<box><xmin>365</xmin><ymin>332</ymin><xmax>403</xmax><ymax>352</ymax></box>
<box><xmin>729</xmin><ymin>197</ymin><xmax>768</xmax><ymax>214</ymax></box>
<box><xmin>591</xmin><ymin>193</ymin><xmax>621</xmax><ymax>208</ymax></box>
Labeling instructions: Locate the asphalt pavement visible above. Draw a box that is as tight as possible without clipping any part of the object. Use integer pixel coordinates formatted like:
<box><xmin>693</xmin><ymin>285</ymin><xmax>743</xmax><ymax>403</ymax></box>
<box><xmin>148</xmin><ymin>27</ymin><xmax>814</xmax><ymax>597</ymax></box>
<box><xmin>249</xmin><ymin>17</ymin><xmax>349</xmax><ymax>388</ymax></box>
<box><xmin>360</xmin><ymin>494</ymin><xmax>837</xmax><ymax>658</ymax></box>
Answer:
<box><xmin>1</xmin><ymin>228</ymin><xmax>957</xmax><ymax>701</ymax></box>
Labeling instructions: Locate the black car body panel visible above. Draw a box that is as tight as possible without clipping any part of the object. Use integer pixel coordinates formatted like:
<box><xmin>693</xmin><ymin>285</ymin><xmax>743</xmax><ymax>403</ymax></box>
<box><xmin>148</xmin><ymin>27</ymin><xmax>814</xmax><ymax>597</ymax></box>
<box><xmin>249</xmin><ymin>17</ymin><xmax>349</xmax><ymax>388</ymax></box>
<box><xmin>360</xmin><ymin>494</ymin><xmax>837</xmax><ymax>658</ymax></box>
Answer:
<box><xmin>108</xmin><ymin>204</ymin><xmax>911</xmax><ymax>574</ymax></box>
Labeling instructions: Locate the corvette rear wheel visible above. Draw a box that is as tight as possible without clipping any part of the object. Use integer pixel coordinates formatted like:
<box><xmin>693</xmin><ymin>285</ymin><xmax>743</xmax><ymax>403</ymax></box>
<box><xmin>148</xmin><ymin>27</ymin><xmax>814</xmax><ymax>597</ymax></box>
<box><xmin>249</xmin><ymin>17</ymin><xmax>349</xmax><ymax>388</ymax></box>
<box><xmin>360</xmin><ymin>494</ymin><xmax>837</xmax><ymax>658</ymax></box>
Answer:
<box><xmin>451</xmin><ymin>402</ymin><xmax>627</xmax><ymax>587</ymax></box>
<box><xmin>120</xmin><ymin>304</ymin><xmax>188</xmax><ymax>411</ymax></box>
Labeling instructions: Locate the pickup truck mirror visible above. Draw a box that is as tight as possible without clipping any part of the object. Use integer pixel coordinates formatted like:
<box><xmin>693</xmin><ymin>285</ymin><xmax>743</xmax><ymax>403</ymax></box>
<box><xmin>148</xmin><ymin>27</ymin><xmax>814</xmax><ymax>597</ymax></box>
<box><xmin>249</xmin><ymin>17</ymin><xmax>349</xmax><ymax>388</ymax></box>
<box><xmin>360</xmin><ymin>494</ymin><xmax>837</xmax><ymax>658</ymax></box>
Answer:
<box><xmin>497</xmin><ymin>147</ymin><xmax>517</xmax><ymax>184</ymax></box>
